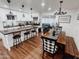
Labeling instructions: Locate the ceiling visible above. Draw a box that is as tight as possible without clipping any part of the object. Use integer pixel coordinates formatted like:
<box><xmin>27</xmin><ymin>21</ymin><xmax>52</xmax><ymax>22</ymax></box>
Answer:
<box><xmin>0</xmin><ymin>0</ymin><xmax>79</xmax><ymax>13</ymax></box>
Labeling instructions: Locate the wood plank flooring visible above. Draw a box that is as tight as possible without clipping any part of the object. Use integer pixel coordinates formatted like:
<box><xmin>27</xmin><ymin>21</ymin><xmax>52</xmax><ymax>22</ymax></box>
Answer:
<box><xmin>0</xmin><ymin>34</ymin><xmax>62</xmax><ymax>59</ymax></box>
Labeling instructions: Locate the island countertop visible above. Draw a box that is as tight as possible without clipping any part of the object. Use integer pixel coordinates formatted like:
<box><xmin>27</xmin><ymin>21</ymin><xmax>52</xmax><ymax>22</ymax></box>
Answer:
<box><xmin>0</xmin><ymin>25</ymin><xmax>37</xmax><ymax>35</ymax></box>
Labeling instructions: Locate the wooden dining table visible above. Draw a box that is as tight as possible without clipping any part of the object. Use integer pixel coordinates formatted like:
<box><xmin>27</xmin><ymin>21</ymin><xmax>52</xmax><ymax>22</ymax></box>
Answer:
<box><xmin>41</xmin><ymin>29</ymin><xmax>79</xmax><ymax>59</ymax></box>
<box><xmin>41</xmin><ymin>30</ymin><xmax>66</xmax><ymax>59</ymax></box>
<box><xmin>41</xmin><ymin>30</ymin><xmax>66</xmax><ymax>46</ymax></box>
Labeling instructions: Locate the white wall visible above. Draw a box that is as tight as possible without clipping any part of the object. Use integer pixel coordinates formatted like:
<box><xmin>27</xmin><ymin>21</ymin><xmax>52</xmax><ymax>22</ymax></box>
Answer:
<box><xmin>59</xmin><ymin>11</ymin><xmax>79</xmax><ymax>51</ymax></box>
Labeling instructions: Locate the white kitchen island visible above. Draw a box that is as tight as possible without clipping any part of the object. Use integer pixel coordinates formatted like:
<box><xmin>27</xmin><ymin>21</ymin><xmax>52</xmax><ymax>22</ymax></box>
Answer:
<box><xmin>0</xmin><ymin>25</ymin><xmax>38</xmax><ymax>51</ymax></box>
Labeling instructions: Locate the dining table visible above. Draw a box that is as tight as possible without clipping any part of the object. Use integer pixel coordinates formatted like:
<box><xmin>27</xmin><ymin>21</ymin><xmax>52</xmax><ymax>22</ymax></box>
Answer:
<box><xmin>41</xmin><ymin>29</ymin><xmax>66</xmax><ymax>45</ymax></box>
<box><xmin>41</xmin><ymin>29</ymin><xmax>66</xmax><ymax>58</ymax></box>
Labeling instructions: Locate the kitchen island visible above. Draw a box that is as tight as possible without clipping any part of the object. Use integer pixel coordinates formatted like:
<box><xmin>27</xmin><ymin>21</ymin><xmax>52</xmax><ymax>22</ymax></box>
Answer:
<box><xmin>0</xmin><ymin>25</ymin><xmax>38</xmax><ymax>51</ymax></box>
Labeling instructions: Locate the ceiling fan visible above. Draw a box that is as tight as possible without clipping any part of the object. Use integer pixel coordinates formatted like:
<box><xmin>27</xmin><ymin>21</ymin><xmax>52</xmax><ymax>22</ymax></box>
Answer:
<box><xmin>54</xmin><ymin>0</ymin><xmax>67</xmax><ymax>15</ymax></box>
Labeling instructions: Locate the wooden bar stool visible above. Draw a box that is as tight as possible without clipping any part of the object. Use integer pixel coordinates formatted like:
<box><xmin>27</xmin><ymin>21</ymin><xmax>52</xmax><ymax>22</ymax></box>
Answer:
<box><xmin>13</xmin><ymin>31</ymin><xmax>21</xmax><ymax>48</ymax></box>
<box><xmin>24</xmin><ymin>31</ymin><xmax>30</xmax><ymax>41</ymax></box>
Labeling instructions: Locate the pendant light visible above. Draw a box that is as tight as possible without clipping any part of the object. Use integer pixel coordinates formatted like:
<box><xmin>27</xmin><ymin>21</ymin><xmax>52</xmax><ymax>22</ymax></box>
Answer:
<box><xmin>21</xmin><ymin>0</ymin><xmax>25</xmax><ymax>17</ymax></box>
<box><xmin>7</xmin><ymin>0</ymin><xmax>12</xmax><ymax>14</ymax></box>
<box><xmin>22</xmin><ymin>4</ymin><xmax>25</xmax><ymax>17</ymax></box>
<box><xmin>30</xmin><ymin>8</ymin><xmax>32</xmax><ymax>17</ymax></box>
<box><xmin>7</xmin><ymin>0</ymin><xmax>11</xmax><ymax>3</ymax></box>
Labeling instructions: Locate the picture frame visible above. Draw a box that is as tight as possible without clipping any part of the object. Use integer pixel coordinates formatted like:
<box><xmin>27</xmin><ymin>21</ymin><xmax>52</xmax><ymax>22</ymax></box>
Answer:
<box><xmin>58</xmin><ymin>15</ymin><xmax>71</xmax><ymax>23</ymax></box>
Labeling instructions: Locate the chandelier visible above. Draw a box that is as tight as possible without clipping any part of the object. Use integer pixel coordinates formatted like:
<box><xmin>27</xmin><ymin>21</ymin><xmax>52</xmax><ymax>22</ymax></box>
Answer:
<box><xmin>54</xmin><ymin>0</ymin><xmax>67</xmax><ymax>15</ymax></box>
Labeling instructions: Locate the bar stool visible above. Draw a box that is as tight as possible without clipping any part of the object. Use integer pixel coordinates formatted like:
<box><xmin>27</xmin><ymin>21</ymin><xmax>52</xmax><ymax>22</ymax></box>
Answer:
<box><xmin>13</xmin><ymin>31</ymin><xmax>21</xmax><ymax>48</ymax></box>
<box><xmin>24</xmin><ymin>31</ymin><xmax>30</xmax><ymax>41</ymax></box>
<box><xmin>31</xmin><ymin>29</ymin><xmax>37</xmax><ymax>37</ymax></box>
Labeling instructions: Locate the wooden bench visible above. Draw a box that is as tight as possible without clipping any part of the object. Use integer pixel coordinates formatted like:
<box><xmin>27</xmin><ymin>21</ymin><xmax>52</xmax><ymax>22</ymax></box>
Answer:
<box><xmin>65</xmin><ymin>36</ymin><xmax>79</xmax><ymax>59</ymax></box>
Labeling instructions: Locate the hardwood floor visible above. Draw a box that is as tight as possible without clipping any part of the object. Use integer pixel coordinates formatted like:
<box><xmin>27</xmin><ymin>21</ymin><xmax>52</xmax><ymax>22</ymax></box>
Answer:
<box><xmin>0</xmin><ymin>34</ymin><xmax>62</xmax><ymax>59</ymax></box>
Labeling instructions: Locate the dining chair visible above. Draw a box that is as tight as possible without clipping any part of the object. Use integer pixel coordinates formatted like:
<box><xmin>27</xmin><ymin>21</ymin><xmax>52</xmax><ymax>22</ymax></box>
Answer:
<box><xmin>41</xmin><ymin>36</ymin><xmax>58</xmax><ymax>59</ymax></box>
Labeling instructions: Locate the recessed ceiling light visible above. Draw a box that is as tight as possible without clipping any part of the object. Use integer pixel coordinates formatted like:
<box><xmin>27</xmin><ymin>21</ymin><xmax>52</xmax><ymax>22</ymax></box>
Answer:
<box><xmin>41</xmin><ymin>2</ymin><xmax>45</xmax><ymax>7</ymax></box>
<box><xmin>48</xmin><ymin>7</ymin><xmax>51</xmax><ymax>11</ymax></box>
